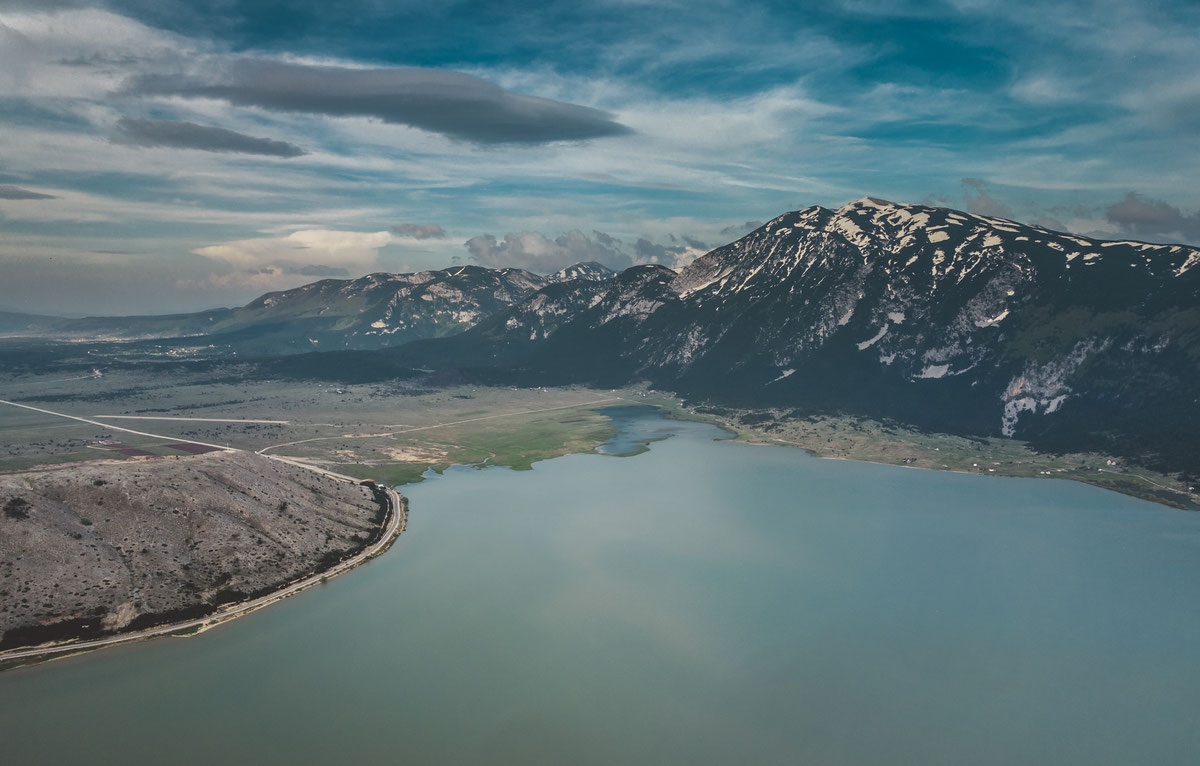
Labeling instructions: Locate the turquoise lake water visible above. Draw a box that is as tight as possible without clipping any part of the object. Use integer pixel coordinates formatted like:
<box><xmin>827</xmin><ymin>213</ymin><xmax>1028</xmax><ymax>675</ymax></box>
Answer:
<box><xmin>2</xmin><ymin>407</ymin><xmax>1199</xmax><ymax>765</ymax></box>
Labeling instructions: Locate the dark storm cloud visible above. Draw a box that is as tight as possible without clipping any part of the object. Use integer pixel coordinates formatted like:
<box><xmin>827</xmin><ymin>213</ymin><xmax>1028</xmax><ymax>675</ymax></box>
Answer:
<box><xmin>1105</xmin><ymin>192</ymin><xmax>1200</xmax><ymax>244</ymax></box>
<box><xmin>113</xmin><ymin>117</ymin><xmax>306</xmax><ymax>157</ymax></box>
<box><xmin>465</xmin><ymin>230</ymin><xmax>633</xmax><ymax>273</ymax></box>
<box><xmin>0</xmin><ymin>185</ymin><xmax>55</xmax><ymax>200</ymax></box>
<box><xmin>391</xmin><ymin>223</ymin><xmax>446</xmax><ymax>239</ymax></box>
<box><xmin>129</xmin><ymin>60</ymin><xmax>632</xmax><ymax>145</ymax></box>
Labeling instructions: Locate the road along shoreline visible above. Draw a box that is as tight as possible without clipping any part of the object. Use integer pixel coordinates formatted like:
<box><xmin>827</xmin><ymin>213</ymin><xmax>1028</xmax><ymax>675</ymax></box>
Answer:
<box><xmin>0</xmin><ymin>477</ymin><xmax>407</xmax><ymax>672</ymax></box>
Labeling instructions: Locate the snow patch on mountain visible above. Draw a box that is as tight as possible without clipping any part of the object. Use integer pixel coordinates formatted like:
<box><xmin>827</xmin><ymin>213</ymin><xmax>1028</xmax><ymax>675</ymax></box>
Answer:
<box><xmin>857</xmin><ymin>325</ymin><xmax>888</xmax><ymax>350</ymax></box>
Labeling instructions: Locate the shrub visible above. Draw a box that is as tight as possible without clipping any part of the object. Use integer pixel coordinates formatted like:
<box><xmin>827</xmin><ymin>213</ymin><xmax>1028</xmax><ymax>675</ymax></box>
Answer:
<box><xmin>4</xmin><ymin>497</ymin><xmax>30</xmax><ymax>520</ymax></box>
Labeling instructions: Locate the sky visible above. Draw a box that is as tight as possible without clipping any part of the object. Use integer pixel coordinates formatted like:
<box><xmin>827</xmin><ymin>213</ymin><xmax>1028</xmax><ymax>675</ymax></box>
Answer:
<box><xmin>1</xmin><ymin>0</ymin><xmax>1198</xmax><ymax>315</ymax></box>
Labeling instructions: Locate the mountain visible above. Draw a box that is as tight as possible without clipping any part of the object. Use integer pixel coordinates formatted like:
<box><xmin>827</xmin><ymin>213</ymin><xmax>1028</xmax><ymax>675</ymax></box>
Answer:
<box><xmin>0</xmin><ymin>310</ymin><xmax>62</xmax><ymax>335</ymax></box>
<box><xmin>398</xmin><ymin>198</ymin><xmax>1200</xmax><ymax>475</ymax></box>
<box><xmin>13</xmin><ymin>263</ymin><xmax>618</xmax><ymax>354</ymax></box>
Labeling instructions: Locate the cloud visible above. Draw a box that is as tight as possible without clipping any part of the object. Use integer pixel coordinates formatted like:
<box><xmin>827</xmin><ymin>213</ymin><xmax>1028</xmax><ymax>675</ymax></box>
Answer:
<box><xmin>592</xmin><ymin>230</ymin><xmax>620</xmax><ymax>247</ymax></box>
<box><xmin>1029</xmin><ymin>215</ymin><xmax>1068</xmax><ymax>233</ymax></box>
<box><xmin>193</xmin><ymin>229</ymin><xmax>394</xmax><ymax>274</ymax></box>
<box><xmin>1104</xmin><ymin>192</ymin><xmax>1200</xmax><ymax>244</ymax></box>
<box><xmin>719</xmin><ymin>220</ymin><xmax>763</xmax><ymax>237</ymax></box>
<box><xmin>635</xmin><ymin>237</ymin><xmax>684</xmax><ymax>261</ymax></box>
<box><xmin>464</xmin><ymin>226</ymin><xmax>718</xmax><ymax>273</ymax></box>
<box><xmin>291</xmin><ymin>264</ymin><xmax>350</xmax><ymax>277</ymax></box>
<box><xmin>633</xmin><ymin>237</ymin><xmax>705</xmax><ymax>269</ymax></box>
<box><xmin>465</xmin><ymin>229</ymin><xmax>634</xmax><ymax>273</ymax></box>
<box><xmin>129</xmin><ymin>59</ymin><xmax>633</xmax><ymax>145</ymax></box>
<box><xmin>391</xmin><ymin>223</ymin><xmax>446</xmax><ymax>239</ymax></box>
<box><xmin>113</xmin><ymin>116</ymin><xmax>306</xmax><ymax>157</ymax></box>
<box><xmin>961</xmin><ymin>177</ymin><xmax>1014</xmax><ymax>219</ymax></box>
<box><xmin>0</xmin><ymin>184</ymin><xmax>54</xmax><ymax>199</ymax></box>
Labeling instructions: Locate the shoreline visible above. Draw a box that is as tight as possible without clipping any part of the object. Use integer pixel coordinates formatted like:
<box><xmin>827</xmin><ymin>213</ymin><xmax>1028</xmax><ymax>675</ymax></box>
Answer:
<box><xmin>645</xmin><ymin>397</ymin><xmax>1198</xmax><ymax>511</ymax></box>
<box><xmin>728</xmin><ymin>426</ymin><xmax>1198</xmax><ymax>511</ymax></box>
<box><xmin>0</xmin><ymin>480</ymin><xmax>407</xmax><ymax>673</ymax></box>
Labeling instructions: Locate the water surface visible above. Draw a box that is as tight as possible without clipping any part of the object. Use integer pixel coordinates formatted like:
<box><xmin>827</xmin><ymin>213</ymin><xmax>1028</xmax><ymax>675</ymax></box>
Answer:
<box><xmin>2</xmin><ymin>410</ymin><xmax>1199</xmax><ymax>765</ymax></box>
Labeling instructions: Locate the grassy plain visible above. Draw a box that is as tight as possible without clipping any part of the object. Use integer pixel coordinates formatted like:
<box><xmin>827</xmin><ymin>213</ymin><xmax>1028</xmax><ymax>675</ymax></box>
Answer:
<box><xmin>0</xmin><ymin>367</ymin><xmax>632</xmax><ymax>483</ymax></box>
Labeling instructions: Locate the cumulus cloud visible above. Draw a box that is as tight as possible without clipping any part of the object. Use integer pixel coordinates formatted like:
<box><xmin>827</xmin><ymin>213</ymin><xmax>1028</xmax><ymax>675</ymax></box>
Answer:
<box><xmin>592</xmin><ymin>230</ymin><xmax>620</xmax><ymax>247</ymax></box>
<box><xmin>961</xmin><ymin>177</ymin><xmax>1014</xmax><ymax>219</ymax></box>
<box><xmin>129</xmin><ymin>60</ymin><xmax>632</xmax><ymax>145</ymax></box>
<box><xmin>635</xmin><ymin>238</ymin><xmax>682</xmax><ymax>261</ymax></box>
<box><xmin>633</xmin><ymin>237</ymin><xmax>706</xmax><ymax>269</ymax></box>
<box><xmin>1104</xmin><ymin>192</ymin><xmax>1200</xmax><ymax>244</ymax></box>
<box><xmin>465</xmin><ymin>229</ymin><xmax>634</xmax><ymax>273</ymax></box>
<box><xmin>113</xmin><ymin>117</ymin><xmax>306</xmax><ymax>157</ymax></box>
<box><xmin>0</xmin><ymin>184</ymin><xmax>54</xmax><ymax>199</ymax></box>
<box><xmin>193</xmin><ymin>229</ymin><xmax>394</xmax><ymax>275</ymax></box>
<box><xmin>391</xmin><ymin>223</ymin><xmax>446</xmax><ymax>239</ymax></box>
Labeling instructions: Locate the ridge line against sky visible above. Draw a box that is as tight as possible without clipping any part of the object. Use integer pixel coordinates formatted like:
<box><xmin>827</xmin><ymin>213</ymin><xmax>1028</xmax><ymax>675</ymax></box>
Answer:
<box><xmin>0</xmin><ymin>0</ymin><xmax>1198</xmax><ymax>314</ymax></box>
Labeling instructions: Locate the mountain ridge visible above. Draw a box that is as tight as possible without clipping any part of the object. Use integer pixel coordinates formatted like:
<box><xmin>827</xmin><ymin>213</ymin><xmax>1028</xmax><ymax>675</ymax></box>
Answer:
<box><xmin>4</xmin><ymin>262</ymin><xmax>618</xmax><ymax>353</ymax></box>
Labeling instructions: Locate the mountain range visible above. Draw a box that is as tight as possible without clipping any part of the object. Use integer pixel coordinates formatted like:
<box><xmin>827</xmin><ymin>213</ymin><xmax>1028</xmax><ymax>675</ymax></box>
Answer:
<box><xmin>2</xmin><ymin>262</ymin><xmax>616</xmax><ymax>353</ymax></box>
<box><xmin>8</xmin><ymin>198</ymin><xmax>1198</xmax><ymax>478</ymax></box>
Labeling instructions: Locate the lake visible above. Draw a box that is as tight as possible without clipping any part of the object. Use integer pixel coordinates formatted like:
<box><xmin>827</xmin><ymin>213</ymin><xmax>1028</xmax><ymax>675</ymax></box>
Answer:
<box><xmin>2</xmin><ymin>407</ymin><xmax>1198</xmax><ymax>765</ymax></box>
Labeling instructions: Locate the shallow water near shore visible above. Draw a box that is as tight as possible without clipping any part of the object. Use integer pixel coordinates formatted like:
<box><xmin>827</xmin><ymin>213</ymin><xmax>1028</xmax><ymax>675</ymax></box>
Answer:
<box><xmin>3</xmin><ymin>408</ymin><xmax>1200</xmax><ymax>765</ymax></box>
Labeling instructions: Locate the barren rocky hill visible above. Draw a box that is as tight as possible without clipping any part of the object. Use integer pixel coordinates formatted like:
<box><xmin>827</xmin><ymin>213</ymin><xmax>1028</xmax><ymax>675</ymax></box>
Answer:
<box><xmin>0</xmin><ymin>452</ymin><xmax>385</xmax><ymax>650</ymax></box>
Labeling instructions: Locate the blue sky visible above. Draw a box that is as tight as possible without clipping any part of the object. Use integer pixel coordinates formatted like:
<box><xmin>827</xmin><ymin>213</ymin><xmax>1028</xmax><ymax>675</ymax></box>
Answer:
<box><xmin>1</xmin><ymin>0</ymin><xmax>1198</xmax><ymax>314</ymax></box>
